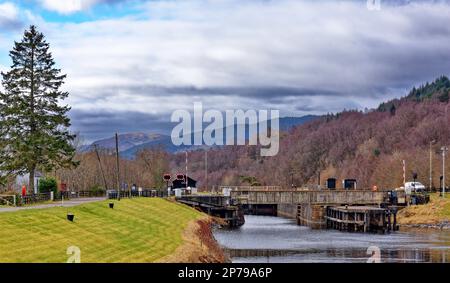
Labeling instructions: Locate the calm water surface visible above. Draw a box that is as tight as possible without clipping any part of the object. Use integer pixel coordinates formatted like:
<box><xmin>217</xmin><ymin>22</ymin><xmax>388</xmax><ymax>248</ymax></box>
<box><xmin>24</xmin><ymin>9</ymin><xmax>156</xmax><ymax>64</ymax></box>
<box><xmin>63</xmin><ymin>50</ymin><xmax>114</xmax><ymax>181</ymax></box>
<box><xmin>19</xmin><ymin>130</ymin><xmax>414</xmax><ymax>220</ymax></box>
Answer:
<box><xmin>213</xmin><ymin>215</ymin><xmax>450</xmax><ymax>263</ymax></box>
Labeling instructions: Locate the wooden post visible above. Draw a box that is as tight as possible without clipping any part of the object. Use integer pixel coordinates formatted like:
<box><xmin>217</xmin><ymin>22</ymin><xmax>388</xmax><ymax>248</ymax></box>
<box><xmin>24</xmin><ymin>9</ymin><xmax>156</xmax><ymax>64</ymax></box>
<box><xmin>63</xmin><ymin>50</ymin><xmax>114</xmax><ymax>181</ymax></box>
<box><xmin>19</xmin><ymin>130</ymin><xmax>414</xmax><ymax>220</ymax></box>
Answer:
<box><xmin>387</xmin><ymin>211</ymin><xmax>391</xmax><ymax>232</ymax></box>
<box><xmin>94</xmin><ymin>144</ymin><xmax>109</xmax><ymax>191</ymax></box>
<box><xmin>364</xmin><ymin>213</ymin><xmax>367</xmax><ymax>233</ymax></box>
<box><xmin>393</xmin><ymin>211</ymin><xmax>397</xmax><ymax>231</ymax></box>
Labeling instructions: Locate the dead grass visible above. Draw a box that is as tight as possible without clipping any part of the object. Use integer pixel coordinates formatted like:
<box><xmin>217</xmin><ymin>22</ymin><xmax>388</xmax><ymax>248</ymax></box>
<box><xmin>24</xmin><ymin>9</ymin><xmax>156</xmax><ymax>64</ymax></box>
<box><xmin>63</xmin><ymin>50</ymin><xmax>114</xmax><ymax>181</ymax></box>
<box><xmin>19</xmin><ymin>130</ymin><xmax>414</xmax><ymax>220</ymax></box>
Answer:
<box><xmin>397</xmin><ymin>193</ymin><xmax>450</xmax><ymax>225</ymax></box>
<box><xmin>156</xmin><ymin>216</ymin><xmax>227</xmax><ymax>263</ymax></box>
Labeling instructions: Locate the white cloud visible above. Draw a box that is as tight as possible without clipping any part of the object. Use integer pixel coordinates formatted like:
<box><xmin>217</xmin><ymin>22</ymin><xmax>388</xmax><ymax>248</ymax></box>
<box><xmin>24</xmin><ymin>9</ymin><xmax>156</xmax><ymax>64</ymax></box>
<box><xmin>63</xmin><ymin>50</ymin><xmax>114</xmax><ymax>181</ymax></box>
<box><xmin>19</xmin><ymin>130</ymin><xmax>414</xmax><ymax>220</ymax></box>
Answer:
<box><xmin>39</xmin><ymin>0</ymin><xmax>101</xmax><ymax>14</ymax></box>
<box><xmin>2</xmin><ymin>0</ymin><xmax>450</xmax><ymax>140</ymax></box>
<box><xmin>0</xmin><ymin>2</ymin><xmax>20</xmax><ymax>27</ymax></box>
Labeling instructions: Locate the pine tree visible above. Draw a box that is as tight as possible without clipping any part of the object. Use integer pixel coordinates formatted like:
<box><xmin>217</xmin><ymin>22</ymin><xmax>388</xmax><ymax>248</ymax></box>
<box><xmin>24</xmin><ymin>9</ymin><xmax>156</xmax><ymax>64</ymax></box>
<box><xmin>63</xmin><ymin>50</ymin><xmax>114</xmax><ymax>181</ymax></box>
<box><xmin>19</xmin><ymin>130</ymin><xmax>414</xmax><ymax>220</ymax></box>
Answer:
<box><xmin>0</xmin><ymin>25</ymin><xmax>77</xmax><ymax>193</ymax></box>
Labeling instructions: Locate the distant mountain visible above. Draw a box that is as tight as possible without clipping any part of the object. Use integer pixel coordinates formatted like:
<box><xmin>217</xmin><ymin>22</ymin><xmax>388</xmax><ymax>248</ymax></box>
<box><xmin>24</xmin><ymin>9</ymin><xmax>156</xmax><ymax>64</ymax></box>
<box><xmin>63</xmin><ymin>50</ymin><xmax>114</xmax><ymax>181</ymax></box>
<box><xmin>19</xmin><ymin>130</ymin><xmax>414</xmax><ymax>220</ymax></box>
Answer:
<box><xmin>119</xmin><ymin>135</ymin><xmax>194</xmax><ymax>159</ymax></box>
<box><xmin>81</xmin><ymin>133</ymin><xmax>170</xmax><ymax>153</ymax></box>
<box><xmin>279</xmin><ymin>115</ymin><xmax>319</xmax><ymax>131</ymax></box>
<box><xmin>80</xmin><ymin>115</ymin><xmax>319</xmax><ymax>159</ymax></box>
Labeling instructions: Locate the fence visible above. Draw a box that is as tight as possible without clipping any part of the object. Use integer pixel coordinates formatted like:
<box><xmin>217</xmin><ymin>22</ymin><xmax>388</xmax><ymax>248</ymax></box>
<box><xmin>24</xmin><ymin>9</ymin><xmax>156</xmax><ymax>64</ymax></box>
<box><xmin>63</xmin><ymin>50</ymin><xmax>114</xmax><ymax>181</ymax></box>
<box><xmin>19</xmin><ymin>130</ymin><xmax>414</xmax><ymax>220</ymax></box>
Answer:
<box><xmin>2</xmin><ymin>189</ymin><xmax>167</xmax><ymax>206</ymax></box>
<box><xmin>214</xmin><ymin>186</ymin><xmax>283</xmax><ymax>192</ymax></box>
<box><xmin>68</xmin><ymin>191</ymin><xmax>107</xmax><ymax>198</ymax></box>
<box><xmin>0</xmin><ymin>195</ymin><xmax>17</xmax><ymax>206</ymax></box>
<box><xmin>20</xmin><ymin>193</ymin><xmax>52</xmax><ymax>205</ymax></box>
<box><xmin>107</xmin><ymin>189</ymin><xmax>168</xmax><ymax>199</ymax></box>
<box><xmin>175</xmin><ymin>195</ymin><xmax>236</xmax><ymax>207</ymax></box>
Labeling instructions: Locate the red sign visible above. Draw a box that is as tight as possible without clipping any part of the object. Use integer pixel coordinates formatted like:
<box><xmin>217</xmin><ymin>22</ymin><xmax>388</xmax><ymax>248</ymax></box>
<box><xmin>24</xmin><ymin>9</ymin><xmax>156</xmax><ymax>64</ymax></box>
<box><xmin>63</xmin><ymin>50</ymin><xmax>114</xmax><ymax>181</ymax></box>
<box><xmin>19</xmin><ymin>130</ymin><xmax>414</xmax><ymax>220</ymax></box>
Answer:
<box><xmin>21</xmin><ymin>185</ymin><xmax>26</xmax><ymax>197</ymax></box>
<box><xmin>60</xmin><ymin>183</ymin><xmax>67</xmax><ymax>192</ymax></box>
<box><xmin>163</xmin><ymin>174</ymin><xmax>171</xmax><ymax>181</ymax></box>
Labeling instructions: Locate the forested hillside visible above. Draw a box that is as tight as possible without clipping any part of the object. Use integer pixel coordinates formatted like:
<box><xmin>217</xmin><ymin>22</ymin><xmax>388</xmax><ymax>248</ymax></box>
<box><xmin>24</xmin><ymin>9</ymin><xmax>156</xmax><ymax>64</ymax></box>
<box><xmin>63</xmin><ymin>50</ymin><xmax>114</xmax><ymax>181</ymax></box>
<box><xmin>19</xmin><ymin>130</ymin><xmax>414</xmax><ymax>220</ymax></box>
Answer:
<box><xmin>173</xmin><ymin>77</ymin><xmax>450</xmax><ymax>190</ymax></box>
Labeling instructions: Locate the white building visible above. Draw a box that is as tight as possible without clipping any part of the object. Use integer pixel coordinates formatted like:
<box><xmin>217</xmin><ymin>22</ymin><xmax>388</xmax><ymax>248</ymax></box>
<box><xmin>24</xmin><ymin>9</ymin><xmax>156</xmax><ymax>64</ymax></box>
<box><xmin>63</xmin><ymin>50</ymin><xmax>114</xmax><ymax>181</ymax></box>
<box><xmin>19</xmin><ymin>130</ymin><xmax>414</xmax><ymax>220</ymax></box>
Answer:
<box><xmin>15</xmin><ymin>171</ymin><xmax>44</xmax><ymax>194</ymax></box>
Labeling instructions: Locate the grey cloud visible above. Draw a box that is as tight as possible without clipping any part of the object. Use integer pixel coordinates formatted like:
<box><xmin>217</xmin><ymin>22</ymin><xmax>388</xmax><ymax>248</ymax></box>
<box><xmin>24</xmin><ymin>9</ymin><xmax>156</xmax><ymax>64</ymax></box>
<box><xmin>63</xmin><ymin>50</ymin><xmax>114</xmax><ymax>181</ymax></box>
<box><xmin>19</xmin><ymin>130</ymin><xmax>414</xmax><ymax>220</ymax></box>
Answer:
<box><xmin>0</xmin><ymin>12</ymin><xmax>23</xmax><ymax>31</ymax></box>
<box><xmin>0</xmin><ymin>19</ymin><xmax>23</xmax><ymax>30</ymax></box>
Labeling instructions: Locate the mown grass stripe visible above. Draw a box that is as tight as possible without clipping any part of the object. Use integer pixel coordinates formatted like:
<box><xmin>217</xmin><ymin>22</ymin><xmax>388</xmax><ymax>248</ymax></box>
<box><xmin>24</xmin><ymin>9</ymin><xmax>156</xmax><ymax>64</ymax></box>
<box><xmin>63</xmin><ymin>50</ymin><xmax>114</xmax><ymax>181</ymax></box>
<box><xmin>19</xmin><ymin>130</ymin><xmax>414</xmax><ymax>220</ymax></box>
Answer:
<box><xmin>0</xmin><ymin>198</ymin><xmax>203</xmax><ymax>263</ymax></box>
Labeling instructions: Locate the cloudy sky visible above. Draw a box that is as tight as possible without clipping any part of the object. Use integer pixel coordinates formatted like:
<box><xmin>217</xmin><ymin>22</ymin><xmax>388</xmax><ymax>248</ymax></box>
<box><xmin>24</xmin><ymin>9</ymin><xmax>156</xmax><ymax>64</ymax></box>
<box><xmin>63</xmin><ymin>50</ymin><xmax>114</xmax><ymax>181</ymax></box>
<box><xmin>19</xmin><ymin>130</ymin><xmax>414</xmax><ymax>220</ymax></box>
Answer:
<box><xmin>0</xmin><ymin>0</ymin><xmax>450</xmax><ymax>142</ymax></box>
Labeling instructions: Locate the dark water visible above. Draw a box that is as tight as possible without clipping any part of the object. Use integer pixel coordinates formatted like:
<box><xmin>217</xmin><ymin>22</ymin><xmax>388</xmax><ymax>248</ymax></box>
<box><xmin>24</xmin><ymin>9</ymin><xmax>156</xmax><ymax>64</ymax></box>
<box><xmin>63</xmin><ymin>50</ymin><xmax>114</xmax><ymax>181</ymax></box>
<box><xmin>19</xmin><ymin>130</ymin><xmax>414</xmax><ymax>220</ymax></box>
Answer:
<box><xmin>213</xmin><ymin>215</ymin><xmax>450</xmax><ymax>263</ymax></box>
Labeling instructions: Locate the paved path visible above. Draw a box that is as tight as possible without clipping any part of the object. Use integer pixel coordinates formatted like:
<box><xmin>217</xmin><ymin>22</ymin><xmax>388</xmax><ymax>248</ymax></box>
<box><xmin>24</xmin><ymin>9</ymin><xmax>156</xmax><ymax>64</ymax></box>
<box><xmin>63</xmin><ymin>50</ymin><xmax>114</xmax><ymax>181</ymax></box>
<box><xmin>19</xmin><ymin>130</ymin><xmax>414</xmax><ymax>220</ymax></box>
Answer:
<box><xmin>0</xmin><ymin>197</ymin><xmax>107</xmax><ymax>213</ymax></box>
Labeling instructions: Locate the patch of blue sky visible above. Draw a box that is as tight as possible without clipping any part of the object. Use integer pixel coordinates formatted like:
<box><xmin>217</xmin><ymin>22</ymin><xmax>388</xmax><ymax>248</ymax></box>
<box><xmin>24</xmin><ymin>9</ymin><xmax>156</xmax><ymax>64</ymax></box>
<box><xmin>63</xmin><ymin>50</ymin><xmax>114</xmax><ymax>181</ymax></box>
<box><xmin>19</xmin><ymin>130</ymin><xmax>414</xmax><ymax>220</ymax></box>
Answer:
<box><xmin>3</xmin><ymin>0</ymin><xmax>148</xmax><ymax>24</ymax></box>
<box><xmin>43</xmin><ymin>3</ymin><xmax>145</xmax><ymax>23</ymax></box>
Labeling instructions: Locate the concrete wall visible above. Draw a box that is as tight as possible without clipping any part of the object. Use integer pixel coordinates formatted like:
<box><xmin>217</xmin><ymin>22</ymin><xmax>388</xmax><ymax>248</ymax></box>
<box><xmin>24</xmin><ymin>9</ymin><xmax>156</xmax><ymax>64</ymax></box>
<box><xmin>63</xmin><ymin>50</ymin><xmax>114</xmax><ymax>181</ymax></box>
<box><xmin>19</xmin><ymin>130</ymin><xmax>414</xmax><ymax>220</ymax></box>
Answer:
<box><xmin>277</xmin><ymin>204</ymin><xmax>297</xmax><ymax>219</ymax></box>
<box><xmin>297</xmin><ymin>204</ymin><xmax>327</xmax><ymax>229</ymax></box>
<box><xmin>232</xmin><ymin>190</ymin><xmax>388</xmax><ymax>205</ymax></box>
<box><xmin>242</xmin><ymin>204</ymin><xmax>277</xmax><ymax>216</ymax></box>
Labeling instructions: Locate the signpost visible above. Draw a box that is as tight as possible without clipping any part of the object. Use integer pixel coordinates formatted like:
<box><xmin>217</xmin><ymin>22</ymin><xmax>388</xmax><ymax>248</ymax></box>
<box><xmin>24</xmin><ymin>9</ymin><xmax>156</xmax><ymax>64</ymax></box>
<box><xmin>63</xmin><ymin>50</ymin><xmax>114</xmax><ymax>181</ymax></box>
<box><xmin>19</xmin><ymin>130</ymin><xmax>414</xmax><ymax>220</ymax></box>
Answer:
<box><xmin>163</xmin><ymin>174</ymin><xmax>171</xmax><ymax>191</ymax></box>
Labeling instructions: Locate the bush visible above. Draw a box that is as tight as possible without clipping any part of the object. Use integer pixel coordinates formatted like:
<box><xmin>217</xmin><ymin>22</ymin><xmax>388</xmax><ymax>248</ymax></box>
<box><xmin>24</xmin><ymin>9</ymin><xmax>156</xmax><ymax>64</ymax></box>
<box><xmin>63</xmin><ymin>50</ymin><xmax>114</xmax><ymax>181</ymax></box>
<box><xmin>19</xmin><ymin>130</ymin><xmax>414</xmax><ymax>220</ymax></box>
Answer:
<box><xmin>90</xmin><ymin>185</ymin><xmax>106</xmax><ymax>194</ymax></box>
<box><xmin>38</xmin><ymin>177</ymin><xmax>57</xmax><ymax>194</ymax></box>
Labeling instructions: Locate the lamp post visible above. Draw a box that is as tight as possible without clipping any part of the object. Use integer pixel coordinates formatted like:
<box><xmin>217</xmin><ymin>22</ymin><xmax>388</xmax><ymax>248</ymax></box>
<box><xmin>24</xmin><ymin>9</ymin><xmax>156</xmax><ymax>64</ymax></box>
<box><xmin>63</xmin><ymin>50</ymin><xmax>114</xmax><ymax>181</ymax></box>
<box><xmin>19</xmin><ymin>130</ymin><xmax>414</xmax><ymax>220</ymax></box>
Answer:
<box><xmin>185</xmin><ymin>151</ymin><xmax>188</xmax><ymax>191</ymax></box>
<box><xmin>441</xmin><ymin>146</ymin><xmax>448</xmax><ymax>198</ymax></box>
<box><xmin>205</xmin><ymin>150</ymin><xmax>208</xmax><ymax>192</ymax></box>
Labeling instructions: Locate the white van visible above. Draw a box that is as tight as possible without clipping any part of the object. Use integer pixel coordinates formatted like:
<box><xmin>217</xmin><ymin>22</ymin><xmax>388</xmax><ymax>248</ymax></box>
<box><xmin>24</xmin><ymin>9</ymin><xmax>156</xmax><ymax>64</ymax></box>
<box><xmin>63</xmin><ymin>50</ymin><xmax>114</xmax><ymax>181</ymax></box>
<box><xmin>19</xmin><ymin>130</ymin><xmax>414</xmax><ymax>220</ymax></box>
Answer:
<box><xmin>404</xmin><ymin>182</ymin><xmax>426</xmax><ymax>195</ymax></box>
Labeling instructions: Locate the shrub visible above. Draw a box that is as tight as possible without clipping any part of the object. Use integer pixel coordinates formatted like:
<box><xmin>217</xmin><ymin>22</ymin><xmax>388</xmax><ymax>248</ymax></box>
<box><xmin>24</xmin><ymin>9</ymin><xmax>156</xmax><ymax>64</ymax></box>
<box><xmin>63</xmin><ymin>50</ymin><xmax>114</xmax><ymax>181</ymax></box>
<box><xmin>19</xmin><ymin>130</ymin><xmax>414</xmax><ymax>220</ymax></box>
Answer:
<box><xmin>38</xmin><ymin>177</ymin><xmax>57</xmax><ymax>194</ymax></box>
<box><xmin>90</xmin><ymin>185</ymin><xmax>106</xmax><ymax>194</ymax></box>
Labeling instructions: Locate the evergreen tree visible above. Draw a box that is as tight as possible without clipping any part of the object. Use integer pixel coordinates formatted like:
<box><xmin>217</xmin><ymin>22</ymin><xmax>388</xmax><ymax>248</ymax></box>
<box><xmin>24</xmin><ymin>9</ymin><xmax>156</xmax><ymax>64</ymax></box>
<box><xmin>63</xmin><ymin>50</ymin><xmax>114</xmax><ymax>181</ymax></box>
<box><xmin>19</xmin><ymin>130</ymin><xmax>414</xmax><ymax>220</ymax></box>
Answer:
<box><xmin>389</xmin><ymin>104</ymin><xmax>396</xmax><ymax>116</ymax></box>
<box><xmin>0</xmin><ymin>25</ymin><xmax>77</xmax><ymax>193</ymax></box>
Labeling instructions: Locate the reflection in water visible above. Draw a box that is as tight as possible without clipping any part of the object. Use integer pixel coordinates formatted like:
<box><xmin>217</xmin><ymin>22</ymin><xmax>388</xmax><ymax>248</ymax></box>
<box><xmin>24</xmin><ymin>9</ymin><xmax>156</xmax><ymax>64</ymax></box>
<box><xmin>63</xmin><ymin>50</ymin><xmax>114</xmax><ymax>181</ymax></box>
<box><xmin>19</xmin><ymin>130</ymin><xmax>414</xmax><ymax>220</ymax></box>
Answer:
<box><xmin>213</xmin><ymin>215</ymin><xmax>450</xmax><ymax>263</ymax></box>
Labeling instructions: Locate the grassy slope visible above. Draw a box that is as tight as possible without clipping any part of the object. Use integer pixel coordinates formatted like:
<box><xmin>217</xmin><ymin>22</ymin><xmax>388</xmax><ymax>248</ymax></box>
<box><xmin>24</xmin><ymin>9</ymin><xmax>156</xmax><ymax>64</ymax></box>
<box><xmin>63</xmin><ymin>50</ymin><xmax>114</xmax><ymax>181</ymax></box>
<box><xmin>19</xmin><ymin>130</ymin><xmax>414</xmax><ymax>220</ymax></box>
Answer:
<box><xmin>397</xmin><ymin>193</ymin><xmax>450</xmax><ymax>225</ymax></box>
<box><xmin>0</xmin><ymin>198</ymin><xmax>203</xmax><ymax>263</ymax></box>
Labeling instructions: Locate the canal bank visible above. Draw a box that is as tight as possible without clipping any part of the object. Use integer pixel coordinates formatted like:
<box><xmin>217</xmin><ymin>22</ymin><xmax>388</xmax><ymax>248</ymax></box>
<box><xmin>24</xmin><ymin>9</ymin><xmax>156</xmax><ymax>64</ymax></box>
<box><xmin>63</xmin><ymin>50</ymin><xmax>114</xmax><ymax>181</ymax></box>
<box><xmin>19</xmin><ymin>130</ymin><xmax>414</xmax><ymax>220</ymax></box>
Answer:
<box><xmin>158</xmin><ymin>217</ymin><xmax>229</xmax><ymax>263</ymax></box>
<box><xmin>213</xmin><ymin>215</ymin><xmax>450</xmax><ymax>263</ymax></box>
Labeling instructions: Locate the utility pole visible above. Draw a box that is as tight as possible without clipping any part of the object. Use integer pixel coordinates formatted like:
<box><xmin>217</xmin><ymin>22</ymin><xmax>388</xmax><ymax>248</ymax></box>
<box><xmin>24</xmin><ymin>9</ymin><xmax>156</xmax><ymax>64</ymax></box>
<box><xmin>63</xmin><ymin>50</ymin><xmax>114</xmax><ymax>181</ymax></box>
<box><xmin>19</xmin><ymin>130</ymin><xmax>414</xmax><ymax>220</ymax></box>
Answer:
<box><xmin>94</xmin><ymin>144</ymin><xmax>108</xmax><ymax>191</ymax></box>
<box><xmin>430</xmin><ymin>140</ymin><xmax>436</xmax><ymax>190</ymax></box>
<box><xmin>185</xmin><ymin>151</ymin><xmax>188</xmax><ymax>191</ymax></box>
<box><xmin>318</xmin><ymin>171</ymin><xmax>321</xmax><ymax>188</ymax></box>
<box><xmin>402</xmin><ymin>160</ymin><xmax>406</xmax><ymax>185</ymax></box>
<box><xmin>441</xmin><ymin>146</ymin><xmax>448</xmax><ymax>198</ymax></box>
<box><xmin>205</xmin><ymin>150</ymin><xmax>208</xmax><ymax>192</ymax></box>
<box><xmin>291</xmin><ymin>172</ymin><xmax>294</xmax><ymax>188</ymax></box>
<box><xmin>115</xmin><ymin>133</ymin><xmax>121</xmax><ymax>201</ymax></box>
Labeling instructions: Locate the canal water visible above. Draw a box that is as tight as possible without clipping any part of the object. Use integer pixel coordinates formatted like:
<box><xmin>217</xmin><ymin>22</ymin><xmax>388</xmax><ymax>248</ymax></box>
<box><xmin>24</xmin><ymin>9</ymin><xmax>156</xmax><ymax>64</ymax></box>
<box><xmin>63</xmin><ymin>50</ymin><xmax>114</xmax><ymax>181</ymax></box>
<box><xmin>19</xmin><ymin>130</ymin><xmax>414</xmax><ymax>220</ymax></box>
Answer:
<box><xmin>213</xmin><ymin>215</ymin><xmax>450</xmax><ymax>263</ymax></box>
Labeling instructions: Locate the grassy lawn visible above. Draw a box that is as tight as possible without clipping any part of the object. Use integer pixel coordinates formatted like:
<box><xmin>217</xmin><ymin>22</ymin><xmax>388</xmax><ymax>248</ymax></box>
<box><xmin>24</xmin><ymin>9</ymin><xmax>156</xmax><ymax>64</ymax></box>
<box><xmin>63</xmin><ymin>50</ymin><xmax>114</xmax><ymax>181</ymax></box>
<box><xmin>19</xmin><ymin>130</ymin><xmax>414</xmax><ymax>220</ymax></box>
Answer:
<box><xmin>0</xmin><ymin>198</ymin><xmax>204</xmax><ymax>263</ymax></box>
<box><xmin>397</xmin><ymin>193</ymin><xmax>450</xmax><ymax>225</ymax></box>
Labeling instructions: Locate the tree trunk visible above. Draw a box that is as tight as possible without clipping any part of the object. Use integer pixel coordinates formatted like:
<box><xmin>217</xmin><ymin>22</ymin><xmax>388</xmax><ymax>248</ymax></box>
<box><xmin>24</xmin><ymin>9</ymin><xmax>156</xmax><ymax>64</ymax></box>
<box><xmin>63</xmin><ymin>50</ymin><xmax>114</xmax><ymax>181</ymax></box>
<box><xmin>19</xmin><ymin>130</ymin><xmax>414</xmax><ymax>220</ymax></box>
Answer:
<box><xmin>29</xmin><ymin>168</ymin><xmax>35</xmax><ymax>194</ymax></box>
<box><xmin>27</xmin><ymin>33</ymin><xmax>36</xmax><ymax>195</ymax></box>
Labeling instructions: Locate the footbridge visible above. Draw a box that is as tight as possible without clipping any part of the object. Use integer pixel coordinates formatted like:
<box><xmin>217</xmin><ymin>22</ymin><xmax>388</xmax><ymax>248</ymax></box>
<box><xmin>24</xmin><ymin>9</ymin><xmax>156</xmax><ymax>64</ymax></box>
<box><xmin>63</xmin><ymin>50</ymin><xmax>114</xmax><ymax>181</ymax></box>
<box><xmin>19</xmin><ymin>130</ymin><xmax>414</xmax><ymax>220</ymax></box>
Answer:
<box><xmin>230</xmin><ymin>189</ymin><xmax>387</xmax><ymax>205</ymax></box>
<box><xmin>214</xmin><ymin>186</ymin><xmax>404</xmax><ymax>231</ymax></box>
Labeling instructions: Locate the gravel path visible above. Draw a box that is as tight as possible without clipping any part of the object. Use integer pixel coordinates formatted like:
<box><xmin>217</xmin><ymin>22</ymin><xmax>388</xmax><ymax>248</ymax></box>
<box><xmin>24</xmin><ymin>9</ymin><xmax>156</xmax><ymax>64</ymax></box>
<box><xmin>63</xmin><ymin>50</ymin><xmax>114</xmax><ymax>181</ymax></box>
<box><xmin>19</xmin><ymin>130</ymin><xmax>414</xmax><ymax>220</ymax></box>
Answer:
<box><xmin>0</xmin><ymin>197</ymin><xmax>107</xmax><ymax>213</ymax></box>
